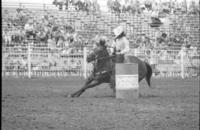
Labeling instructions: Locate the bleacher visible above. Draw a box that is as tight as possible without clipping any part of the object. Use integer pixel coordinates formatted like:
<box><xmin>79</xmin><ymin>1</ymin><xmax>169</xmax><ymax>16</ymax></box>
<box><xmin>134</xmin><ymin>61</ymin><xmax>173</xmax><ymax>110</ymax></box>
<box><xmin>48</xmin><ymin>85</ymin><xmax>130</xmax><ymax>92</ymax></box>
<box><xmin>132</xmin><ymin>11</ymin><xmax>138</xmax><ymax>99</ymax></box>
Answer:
<box><xmin>2</xmin><ymin>2</ymin><xmax>200</xmax><ymax>49</ymax></box>
<box><xmin>2</xmin><ymin>2</ymin><xmax>200</xmax><ymax>78</ymax></box>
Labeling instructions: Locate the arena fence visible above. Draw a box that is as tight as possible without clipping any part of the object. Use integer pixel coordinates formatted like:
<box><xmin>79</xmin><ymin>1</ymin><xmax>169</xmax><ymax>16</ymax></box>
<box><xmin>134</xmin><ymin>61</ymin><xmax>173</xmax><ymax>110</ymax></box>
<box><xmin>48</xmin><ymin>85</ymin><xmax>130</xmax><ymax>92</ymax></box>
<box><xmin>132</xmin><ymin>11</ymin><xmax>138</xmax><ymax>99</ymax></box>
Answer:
<box><xmin>2</xmin><ymin>41</ymin><xmax>88</xmax><ymax>78</ymax></box>
<box><xmin>130</xmin><ymin>48</ymin><xmax>200</xmax><ymax>78</ymax></box>
<box><xmin>2</xmin><ymin>42</ymin><xmax>199</xmax><ymax>78</ymax></box>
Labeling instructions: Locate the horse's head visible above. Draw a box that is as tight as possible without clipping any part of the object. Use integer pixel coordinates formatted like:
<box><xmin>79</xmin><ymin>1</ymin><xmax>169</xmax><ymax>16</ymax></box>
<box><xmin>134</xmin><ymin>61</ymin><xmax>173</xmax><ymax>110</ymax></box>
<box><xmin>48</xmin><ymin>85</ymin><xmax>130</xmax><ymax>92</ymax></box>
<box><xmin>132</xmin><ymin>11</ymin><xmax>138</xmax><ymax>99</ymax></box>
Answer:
<box><xmin>87</xmin><ymin>46</ymin><xmax>108</xmax><ymax>61</ymax></box>
<box><xmin>88</xmin><ymin>45</ymin><xmax>113</xmax><ymax>72</ymax></box>
<box><xmin>87</xmin><ymin>36</ymin><xmax>108</xmax><ymax>63</ymax></box>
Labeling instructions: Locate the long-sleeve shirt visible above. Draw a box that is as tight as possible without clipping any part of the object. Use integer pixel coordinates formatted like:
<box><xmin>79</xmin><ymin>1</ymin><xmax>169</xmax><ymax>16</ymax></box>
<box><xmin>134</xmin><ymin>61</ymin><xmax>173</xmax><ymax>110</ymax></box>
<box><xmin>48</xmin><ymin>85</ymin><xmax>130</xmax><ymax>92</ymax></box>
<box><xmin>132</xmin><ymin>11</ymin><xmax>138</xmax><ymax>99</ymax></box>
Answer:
<box><xmin>111</xmin><ymin>36</ymin><xmax>130</xmax><ymax>55</ymax></box>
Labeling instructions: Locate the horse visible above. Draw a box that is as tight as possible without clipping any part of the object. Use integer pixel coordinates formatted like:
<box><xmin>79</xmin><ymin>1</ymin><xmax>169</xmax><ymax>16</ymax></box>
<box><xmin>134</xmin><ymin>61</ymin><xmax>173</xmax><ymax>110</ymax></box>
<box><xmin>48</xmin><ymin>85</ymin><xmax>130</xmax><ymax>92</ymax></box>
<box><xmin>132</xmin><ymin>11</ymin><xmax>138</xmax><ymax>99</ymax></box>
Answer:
<box><xmin>68</xmin><ymin>46</ymin><xmax>152</xmax><ymax>98</ymax></box>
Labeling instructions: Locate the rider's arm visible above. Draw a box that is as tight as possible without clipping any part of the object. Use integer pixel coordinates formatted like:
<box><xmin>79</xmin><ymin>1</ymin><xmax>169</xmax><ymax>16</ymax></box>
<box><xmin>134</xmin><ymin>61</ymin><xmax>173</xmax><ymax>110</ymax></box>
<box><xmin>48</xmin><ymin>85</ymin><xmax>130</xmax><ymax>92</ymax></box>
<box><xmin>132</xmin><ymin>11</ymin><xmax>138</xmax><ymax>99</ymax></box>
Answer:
<box><xmin>110</xmin><ymin>41</ymin><xmax>116</xmax><ymax>54</ymax></box>
<box><xmin>120</xmin><ymin>37</ymin><xmax>130</xmax><ymax>54</ymax></box>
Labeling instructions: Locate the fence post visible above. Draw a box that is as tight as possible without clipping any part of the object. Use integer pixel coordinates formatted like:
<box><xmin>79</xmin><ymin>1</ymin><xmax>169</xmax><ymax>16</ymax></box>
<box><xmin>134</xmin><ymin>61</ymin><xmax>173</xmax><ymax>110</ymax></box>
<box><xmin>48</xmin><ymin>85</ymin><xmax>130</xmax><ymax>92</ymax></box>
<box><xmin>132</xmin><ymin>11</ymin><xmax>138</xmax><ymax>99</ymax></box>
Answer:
<box><xmin>28</xmin><ymin>40</ymin><xmax>32</xmax><ymax>78</ymax></box>
<box><xmin>83</xmin><ymin>47</ymin><xmax>87</xmax><ymax>78</ymax></box>
<box><xmin>181</xmin><ymin>49</ymin><xmax>184</xmax><ymax>79</ymax></box>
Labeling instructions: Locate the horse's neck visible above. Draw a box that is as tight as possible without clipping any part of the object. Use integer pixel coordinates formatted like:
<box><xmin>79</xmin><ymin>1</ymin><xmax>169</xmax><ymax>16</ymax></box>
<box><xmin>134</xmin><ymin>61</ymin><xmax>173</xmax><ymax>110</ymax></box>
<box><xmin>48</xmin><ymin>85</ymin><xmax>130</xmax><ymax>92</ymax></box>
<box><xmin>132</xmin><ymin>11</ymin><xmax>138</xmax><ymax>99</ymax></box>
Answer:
<box><xmin>125</xmin><ymin>56</ymin><xmax>139</xmax><ymax>63</ymax></box>
<box><xmin>95</xmin><ymin>54</ymin><xmax>111</xmax><ymax>69</ymax></box>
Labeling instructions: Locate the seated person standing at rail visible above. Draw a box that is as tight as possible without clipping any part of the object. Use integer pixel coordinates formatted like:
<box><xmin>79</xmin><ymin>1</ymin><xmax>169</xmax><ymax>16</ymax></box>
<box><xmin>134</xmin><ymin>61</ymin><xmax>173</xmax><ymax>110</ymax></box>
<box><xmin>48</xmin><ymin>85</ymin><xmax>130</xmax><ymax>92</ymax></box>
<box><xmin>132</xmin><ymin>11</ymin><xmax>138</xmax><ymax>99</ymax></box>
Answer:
<box><xmin>24</xmin><ymin>19</ymin><xmax>36</xmax><ymax>40</ymax></box>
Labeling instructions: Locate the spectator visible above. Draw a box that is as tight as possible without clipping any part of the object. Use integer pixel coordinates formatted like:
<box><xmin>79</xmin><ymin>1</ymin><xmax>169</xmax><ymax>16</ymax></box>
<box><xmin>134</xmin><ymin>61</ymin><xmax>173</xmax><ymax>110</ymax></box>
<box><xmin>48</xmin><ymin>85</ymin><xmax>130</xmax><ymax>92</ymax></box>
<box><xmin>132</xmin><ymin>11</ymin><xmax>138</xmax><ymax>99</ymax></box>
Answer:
<box><xmin>92</xmin><ymin>0</ymin><xmax>100</xmax><ymax>12</ymax></box>
<box><xmin>178</xmin><ymin>45</ymin><xmax>188</xmax><ymax>59</ymax></box>
<box><xmin>159</xmin><ymin>49</ymin><xmax>169</xmax><ymax>60</ymax></box>
<box><xmin>150</xmin><ymin>11</ymin><xmax>163</xmax><ymax>27</ymax></box>
<box><xmin>3</xmin><ymin>30</ymin><xmax>12</xmax><ymax>45</ymax></box>
<box><xmin>48</xmin><ymin>37</ymin><xmax>57</xmax><ymax>50</ymax></box>
<box><xmin>188</xmin><ymin>45</ymin><xmax>198</xmax><ymax>57</ymax></box>
<box><xmin>107</xmin><ymin>0</ymin><xmax>121</xmax><ymax>13</ymax></box>
<box><xmin>24</xmin><ymin>19</ymin><xmax>36</xmax><ymax>39</ymax></box>
<box><xmin>144</xmin><ymin>0</ymin><xmax>152</xmax><ymax>11</ymax></box>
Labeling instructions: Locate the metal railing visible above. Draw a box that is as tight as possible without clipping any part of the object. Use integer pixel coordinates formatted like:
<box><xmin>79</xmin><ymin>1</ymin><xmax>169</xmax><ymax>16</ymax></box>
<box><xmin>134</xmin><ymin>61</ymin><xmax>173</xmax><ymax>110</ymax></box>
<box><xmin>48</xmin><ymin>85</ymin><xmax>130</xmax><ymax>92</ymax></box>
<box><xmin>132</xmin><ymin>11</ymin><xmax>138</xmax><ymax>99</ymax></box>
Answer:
<box><xmin>132</xmin><ymin>48</ymin><xmax>200</xmax><ymax>78</ymax></box>
<box><xmin>2</xmin><ymin>44</ymin><xmax>200</xmax><ymax>78</ymax></box>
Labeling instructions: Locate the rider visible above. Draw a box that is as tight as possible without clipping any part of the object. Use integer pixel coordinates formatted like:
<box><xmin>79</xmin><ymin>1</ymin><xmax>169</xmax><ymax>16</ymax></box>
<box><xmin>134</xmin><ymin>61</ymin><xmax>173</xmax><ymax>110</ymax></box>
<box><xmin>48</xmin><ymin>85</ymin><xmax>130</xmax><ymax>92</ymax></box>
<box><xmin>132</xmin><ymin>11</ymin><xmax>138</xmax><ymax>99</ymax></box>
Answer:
<box><xmin>111</xmin><ymin>26</ymin><xmax>130</xmax><ymax>63</ymax></box>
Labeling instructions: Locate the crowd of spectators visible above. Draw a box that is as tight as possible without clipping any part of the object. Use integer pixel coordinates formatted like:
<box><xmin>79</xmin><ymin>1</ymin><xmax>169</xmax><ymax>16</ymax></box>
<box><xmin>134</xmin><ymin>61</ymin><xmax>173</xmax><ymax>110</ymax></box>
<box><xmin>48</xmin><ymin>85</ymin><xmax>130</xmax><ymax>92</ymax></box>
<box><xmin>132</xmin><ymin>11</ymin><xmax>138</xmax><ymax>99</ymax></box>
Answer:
<box><xmin>52</xmin><ymin>0</ymin><xmax>100</xmax><ymax>12</ymax></box>
<box><xmin>2</xmin><ymin>0</ymin><xmax>199</xmax><ymax>48</ymax></box>
<box><xmin>51</xmin><ymin>0</ymin><xmax>199</xmax><ymax>15</ymax></box>
<box><xmin>107</xmin><ymin>0</ymin><xmax>199</xmax><ymax>15</ymax></box>
<box><xmin>2</xmin><ymin>8</ymin><xmax>89</xmax><ymax>55</ymax></box>
<box><xmin>2</xmin><ymin>0</ymin><xmax>199</xmax><ymax>49</ymax></box>
<box><xmin>106</xmin><ymin>0</ymin><xmax>199</xmax><ymax>28</ymax></box>
<box><xmin>2</xmin><ymin>0</ymin><xmax>200</xmax><ymax>77</ymax></box>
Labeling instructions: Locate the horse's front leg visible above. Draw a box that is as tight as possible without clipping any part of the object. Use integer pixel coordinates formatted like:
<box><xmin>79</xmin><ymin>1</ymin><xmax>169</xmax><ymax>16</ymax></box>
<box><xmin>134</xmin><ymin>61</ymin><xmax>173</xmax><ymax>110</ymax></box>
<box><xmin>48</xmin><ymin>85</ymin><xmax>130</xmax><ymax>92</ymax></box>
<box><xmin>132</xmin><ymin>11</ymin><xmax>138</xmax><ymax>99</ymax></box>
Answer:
<box><xmin>70</xmin><ymin>79</ymin><xmax>101</xmax><ymax>98</ymax></box>
<box><xmin>74</xmin><ymin>80</ymin><xmax>101</xmax><ymax>97</ymax></box>
<box><xmin>68</xmin><ymin>77</ymin><xmax>92</xmax><ymax>97</ymax></box>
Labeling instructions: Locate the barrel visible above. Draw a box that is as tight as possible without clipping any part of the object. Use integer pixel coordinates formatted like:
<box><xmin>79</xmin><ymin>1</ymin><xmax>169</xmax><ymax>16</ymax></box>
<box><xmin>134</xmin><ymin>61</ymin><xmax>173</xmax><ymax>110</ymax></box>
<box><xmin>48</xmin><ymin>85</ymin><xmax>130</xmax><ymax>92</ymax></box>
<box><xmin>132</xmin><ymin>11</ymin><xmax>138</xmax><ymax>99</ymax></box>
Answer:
<box><xmin>115</xmin><ymin>63</ymin><xmax>139</xmax><ymax>99</ymax></box>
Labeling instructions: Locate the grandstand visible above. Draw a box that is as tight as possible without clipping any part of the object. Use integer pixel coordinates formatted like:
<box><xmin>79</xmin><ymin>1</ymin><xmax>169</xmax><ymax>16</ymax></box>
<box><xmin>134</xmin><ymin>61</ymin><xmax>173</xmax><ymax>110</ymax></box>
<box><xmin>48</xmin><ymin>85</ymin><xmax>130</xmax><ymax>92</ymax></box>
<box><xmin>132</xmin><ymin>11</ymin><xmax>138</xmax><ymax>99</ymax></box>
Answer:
<box><xmin>2</xmin><ymin>1</ymin><xmax>200</xmax><ymax>78</ymax></box>
<box><xmin>2</xmin><ymin>2</ymin><xmax>199</xmax><ymax>48</ymax></box>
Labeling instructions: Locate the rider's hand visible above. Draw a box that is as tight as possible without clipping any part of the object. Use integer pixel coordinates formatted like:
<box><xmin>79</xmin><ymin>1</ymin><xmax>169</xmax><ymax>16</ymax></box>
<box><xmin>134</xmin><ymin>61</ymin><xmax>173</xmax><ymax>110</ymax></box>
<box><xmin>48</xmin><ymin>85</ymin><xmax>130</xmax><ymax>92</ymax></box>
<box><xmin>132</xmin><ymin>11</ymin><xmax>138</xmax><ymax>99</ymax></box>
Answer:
<box><xmin>116</xmin><ymin>51</ymin><xmax>122</xmax><ymax>55</ymax></box>
<box><xmin>116</xmin><ymin>49</ymin><xmax>121</xmax><ymax>52</ymax></box>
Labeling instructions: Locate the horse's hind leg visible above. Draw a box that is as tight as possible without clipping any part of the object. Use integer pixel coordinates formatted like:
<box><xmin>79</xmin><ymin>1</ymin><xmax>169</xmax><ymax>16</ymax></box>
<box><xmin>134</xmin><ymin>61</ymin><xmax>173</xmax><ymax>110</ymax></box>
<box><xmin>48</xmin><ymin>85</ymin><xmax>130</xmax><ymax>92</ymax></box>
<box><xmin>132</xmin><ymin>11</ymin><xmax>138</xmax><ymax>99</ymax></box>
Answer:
<box><xmin>137</xmin><ymin>62</ymin><xmax>152</xmax><ymax>88</ymax></box>
<box><xmin>145</xmin><ymin>63</ymin><xmax>152</xmax><ymax>88</ymax></box>
<box><xmin>145</xmin><ymin>75</ymin><xmax>151</xmax><ymax>87</ymax></box>
<box><xmin>71</xmin><ymin>80</ymin><xmax>101</xmax><ymax>97</ymax></box>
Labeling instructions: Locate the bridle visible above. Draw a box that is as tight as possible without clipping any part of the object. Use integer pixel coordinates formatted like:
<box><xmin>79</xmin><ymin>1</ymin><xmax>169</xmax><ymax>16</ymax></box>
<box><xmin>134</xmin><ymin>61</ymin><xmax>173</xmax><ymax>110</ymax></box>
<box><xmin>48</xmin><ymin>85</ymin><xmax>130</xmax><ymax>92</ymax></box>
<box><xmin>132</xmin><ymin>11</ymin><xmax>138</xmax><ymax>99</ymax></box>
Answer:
<box><xmin>90</xmin><ymin>47</ymin><xmax>116</xmax><ymax>62</ymax></box>
<box><xmin>89</xmin><ymin>47</ymin><xmax>115</xmax><ymax>75</ymax></box>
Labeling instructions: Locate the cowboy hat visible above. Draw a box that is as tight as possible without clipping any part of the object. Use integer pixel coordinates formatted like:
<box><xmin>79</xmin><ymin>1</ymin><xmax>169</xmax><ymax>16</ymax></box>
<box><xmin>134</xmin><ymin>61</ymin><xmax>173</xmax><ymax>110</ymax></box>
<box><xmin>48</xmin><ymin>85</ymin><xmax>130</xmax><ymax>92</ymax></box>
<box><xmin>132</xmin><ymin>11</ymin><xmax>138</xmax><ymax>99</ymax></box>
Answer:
<box><xmin>113</xmin><ymin>26</ymin><xmax>124</xmax><ymax>38</ymax></box>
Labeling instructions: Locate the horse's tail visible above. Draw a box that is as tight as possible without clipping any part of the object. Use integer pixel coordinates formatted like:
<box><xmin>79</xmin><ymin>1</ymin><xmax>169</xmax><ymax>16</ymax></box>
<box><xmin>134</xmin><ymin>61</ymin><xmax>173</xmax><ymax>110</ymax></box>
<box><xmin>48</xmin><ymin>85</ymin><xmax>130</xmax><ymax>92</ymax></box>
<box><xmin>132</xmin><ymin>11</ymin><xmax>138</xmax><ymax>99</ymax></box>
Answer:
<box><xmin>145</xmin><ymin>62</ymin><xmax>152</xmax><ymax>87</ymax></box>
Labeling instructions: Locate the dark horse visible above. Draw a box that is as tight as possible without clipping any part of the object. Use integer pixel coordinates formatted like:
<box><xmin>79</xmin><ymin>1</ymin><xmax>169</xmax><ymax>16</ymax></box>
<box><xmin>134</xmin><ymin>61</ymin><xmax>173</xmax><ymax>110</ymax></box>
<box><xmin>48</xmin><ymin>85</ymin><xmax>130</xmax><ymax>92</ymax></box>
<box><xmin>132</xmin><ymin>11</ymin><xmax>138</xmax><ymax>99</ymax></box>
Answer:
<box><xmin>68</xmin><ymin>46</ymin><xmax>152</xmax><ymax>97</ymax></box>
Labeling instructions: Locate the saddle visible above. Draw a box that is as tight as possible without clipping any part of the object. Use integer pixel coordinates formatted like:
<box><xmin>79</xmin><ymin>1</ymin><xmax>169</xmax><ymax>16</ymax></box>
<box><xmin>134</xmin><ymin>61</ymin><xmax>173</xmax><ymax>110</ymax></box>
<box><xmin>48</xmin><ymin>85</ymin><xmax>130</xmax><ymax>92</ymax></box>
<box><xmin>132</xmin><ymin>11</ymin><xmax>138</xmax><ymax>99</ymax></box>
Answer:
<box><xmin>112</xmin><ymin>48</ymin><xmax>125</xmax><ymax>63</ymax></box>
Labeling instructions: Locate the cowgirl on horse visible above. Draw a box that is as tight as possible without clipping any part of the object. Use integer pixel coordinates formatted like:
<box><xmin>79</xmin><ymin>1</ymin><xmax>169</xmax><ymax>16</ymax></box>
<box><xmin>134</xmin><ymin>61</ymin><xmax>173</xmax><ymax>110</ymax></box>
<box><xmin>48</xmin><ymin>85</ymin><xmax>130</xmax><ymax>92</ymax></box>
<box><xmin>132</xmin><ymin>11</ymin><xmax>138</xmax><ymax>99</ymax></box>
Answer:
<box><xmin>111</xmin><ymin>26</ymin><xmax>130</xmax><ymax>63</ymax></box>
<box><xmin>68</xmin><ymin>36</ymin><xmax>115</xmax><ymax>97</ymax></box>
<box><xmin>67</xmin><ymin>28</ymin><xmax>153</xmax><ymax>98</ymax></box>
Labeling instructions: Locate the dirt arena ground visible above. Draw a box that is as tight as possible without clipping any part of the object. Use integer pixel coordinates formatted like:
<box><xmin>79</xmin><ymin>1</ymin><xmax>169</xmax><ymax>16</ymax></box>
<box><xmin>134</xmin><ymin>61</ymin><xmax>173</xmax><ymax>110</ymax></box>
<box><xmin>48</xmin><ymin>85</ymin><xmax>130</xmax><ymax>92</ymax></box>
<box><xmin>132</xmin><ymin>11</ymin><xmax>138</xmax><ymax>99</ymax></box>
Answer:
<box><xmin>2</xmin><ymin>77</ymin><xmax>199</xmax><ymax>130</ymax></box>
